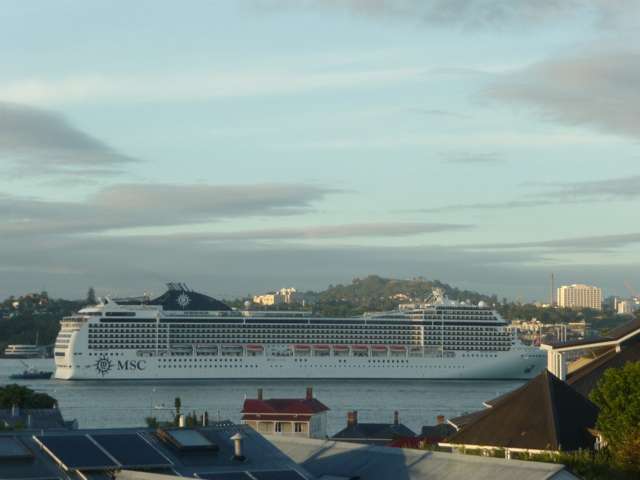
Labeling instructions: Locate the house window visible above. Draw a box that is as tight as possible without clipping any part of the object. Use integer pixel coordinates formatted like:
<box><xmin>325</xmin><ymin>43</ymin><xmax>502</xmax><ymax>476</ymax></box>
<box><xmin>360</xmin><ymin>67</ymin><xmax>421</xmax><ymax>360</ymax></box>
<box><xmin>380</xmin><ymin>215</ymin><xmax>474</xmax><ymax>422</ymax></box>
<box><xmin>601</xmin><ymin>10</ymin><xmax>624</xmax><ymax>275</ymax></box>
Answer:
<box><xmin>275</xmin><ymin>422</ymin><xmax>283</xmax><ymax>433</ymax></box>
<box><xmin>295</xmin><ymin>422</ymin><xmax>304</xmax><ymax>433</ymax></box>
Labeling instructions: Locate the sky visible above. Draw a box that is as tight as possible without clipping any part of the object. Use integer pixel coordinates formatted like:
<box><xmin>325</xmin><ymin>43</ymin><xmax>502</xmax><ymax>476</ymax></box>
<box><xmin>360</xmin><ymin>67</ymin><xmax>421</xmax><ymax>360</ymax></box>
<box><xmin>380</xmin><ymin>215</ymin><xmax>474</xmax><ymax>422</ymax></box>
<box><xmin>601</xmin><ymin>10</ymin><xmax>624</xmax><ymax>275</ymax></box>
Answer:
<box><xmin>1</xmin><ymin>0</ymin><xmax>639</xmax><ymax>301</ymax></box>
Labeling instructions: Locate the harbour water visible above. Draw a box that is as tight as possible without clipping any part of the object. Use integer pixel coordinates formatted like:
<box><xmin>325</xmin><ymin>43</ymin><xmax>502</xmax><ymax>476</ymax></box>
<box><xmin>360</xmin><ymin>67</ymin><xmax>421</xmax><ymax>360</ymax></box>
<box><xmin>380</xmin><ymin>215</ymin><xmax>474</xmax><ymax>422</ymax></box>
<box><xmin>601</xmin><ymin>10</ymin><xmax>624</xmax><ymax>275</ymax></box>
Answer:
<box><xmin>1</xmin><ymin>359</ymin><xmax>524</xmax><ymax>434</ymax></box>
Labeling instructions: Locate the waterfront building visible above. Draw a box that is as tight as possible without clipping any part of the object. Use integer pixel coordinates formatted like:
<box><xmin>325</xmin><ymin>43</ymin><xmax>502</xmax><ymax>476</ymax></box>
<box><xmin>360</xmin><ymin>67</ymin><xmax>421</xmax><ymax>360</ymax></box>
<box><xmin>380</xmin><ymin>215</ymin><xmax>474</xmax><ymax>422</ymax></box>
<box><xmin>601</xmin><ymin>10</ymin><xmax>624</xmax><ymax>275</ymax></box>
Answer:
<box><xmin>54</xmin><ymin>284</ymin><xmax>545</xmax><ymax>380</ymax></box>
<box><xmin>241</xmin><ymin>387</ymin><xmax>329</xmax><ymax>438</ymax></box>
<box><xmin>269</xmin><ymin>435</ymin><xmax>581</xmax><ymax>480</ymax></box>
<box><xmin>0</xmin><ymin>422</ymin><xmax>310</xmax><ymax>480</ymax></box>
<box><xmin>253</xmin><ymin>287</ymin><xmax>300</xmax><ymax>306</ymax></box>
<box><xmin>542</xmin><ymin>317</ymin><xmax>640</xmax><ymax>396</ymax></box>
<box><xmin>331</xmin><ymin>410</ymin><xmax>415</xmax><ymax>446</ymax></box>
<box><xmin>556</xmin><ymin>284</ymin><xmax>602</xmax><ymax>310</ymax></box>
<box><xmin>440</xmin><ymin>370</ymin><xmax>599</xmax><ymax>456</ymax></box>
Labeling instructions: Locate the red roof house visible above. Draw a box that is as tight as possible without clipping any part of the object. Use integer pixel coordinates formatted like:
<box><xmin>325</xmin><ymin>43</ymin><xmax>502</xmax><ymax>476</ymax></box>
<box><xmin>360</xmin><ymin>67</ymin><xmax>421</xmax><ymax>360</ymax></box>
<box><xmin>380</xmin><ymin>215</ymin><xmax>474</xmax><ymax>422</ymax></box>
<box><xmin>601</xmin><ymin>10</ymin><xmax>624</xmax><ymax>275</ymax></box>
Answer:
<box><xmin>241</xmin><ymin>387</ymin><xmax>329</xmax><ymax>439</ymax></box>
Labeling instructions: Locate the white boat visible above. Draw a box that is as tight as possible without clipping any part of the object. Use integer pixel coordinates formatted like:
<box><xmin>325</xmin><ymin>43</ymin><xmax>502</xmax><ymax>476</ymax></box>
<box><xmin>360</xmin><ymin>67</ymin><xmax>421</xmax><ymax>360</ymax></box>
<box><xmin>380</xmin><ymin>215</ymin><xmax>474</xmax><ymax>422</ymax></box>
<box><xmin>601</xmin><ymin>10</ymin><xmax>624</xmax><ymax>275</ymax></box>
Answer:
<box><xmin>4</xmin><ymin>344</ymin><xmax>45</xmax><ymax>359</ymax></box>
<box><xmin>53</xmin><ymin>283</ymin><xmax>546</xmax><ymax>380</ymax></box>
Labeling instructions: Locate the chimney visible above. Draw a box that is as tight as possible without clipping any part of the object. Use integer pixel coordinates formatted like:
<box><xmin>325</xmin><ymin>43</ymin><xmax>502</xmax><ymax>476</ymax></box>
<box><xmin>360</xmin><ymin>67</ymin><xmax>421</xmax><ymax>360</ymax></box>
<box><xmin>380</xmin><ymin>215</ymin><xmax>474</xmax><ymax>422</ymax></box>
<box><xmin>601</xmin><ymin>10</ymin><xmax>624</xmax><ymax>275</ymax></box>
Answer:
<box><xmin>393</xmin><ymin>411</ymin><xmax>399</xmax><ymax>425</ymax></box>
<box><xmin>347</xmin><ymin>410</ymin><xmax>358</xmax><ymax>427</ymax></box>
<box><xmin>230</xmin><ymin>432</ymin><xmax>246</xmax><ymax>461</ymax></box>
<box><xmin>306</xmin><ymin>387</ymin><xmax>313</xmax><ymax>401</ymax></box>
<box><xmin>257</xmin><ymin>388</ymin><xmax>263</xmax><ymax>400</ymax></box>
<box><xmin>436</xmin><ymin>415</ymin><xmax>445</xmax><ymax>425</ymax></box>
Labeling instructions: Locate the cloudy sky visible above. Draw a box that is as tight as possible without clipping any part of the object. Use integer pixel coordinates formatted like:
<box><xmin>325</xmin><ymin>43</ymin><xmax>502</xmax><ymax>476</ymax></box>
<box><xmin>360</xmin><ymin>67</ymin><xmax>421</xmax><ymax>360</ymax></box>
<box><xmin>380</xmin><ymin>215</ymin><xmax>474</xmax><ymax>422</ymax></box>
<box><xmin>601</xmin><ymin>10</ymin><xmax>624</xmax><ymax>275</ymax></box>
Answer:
<box><xmin>1</xmin><ymin>1</ymin><xmax>638</xmax><ymax>301</ymax></box>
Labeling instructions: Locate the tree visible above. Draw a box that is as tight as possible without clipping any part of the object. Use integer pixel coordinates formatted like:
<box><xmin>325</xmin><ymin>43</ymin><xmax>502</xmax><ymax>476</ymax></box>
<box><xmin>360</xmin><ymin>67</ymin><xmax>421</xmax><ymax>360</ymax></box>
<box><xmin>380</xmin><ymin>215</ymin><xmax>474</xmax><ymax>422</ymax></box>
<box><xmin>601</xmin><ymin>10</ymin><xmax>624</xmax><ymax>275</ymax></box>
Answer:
<box><xmin>0</xmin><ymin>384</ymin><xmax>57</xmax><ymax>409</ymax></box>
<box><xmin>86</xmin><ymin>287</ymin><xmax>97</xmax><ymax>305</ymax></box>
<box><xmin>590</xmin><ymin>361</ymin><xmax>640</xmax><ymax>473</ymax></box>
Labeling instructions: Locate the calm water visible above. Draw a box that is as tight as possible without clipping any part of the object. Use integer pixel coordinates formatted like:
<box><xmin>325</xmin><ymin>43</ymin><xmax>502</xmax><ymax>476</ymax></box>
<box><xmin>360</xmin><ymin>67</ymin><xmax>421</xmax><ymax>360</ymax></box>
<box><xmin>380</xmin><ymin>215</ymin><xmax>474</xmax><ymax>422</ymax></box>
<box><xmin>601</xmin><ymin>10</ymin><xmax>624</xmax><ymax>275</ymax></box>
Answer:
<box><xmin>0</xmin><ymin>359</ymin><xmax>523</xmax><ymax>434</ymax></box>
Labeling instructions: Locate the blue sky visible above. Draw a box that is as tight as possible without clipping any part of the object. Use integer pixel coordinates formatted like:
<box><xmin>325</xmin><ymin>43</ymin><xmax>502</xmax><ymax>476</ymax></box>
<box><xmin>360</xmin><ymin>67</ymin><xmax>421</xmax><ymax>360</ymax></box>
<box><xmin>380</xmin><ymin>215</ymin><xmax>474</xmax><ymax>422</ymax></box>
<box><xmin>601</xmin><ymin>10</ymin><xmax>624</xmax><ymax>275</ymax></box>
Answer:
<box><xmin>1</xmin><ymin>1</ymin><xmax>639</xmax><ymax>300</ymax></box>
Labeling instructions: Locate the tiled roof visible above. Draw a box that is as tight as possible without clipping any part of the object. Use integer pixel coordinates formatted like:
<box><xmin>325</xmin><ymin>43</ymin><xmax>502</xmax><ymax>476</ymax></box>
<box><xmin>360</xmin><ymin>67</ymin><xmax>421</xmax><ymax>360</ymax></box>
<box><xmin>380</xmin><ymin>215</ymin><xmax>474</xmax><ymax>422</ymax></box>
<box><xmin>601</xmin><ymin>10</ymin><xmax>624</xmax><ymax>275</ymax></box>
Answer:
<box><xmin>332</xmin><ymin>422</ymin><xmax>416</xmax><ymax>444</ymax></box>
<box><xmin>445</xmin><ymin>370</ymin><xmax>599</xmax><ymax>451</ymax></box>
<box><xmin>0</xmin><ymin>408</ymin><xmax>70</xmax><ymax>430</ymax></box>
<box><xmin>242</xmin><ymin>398</ymin><xmax>329</xmax><ymax>415</ymax></box>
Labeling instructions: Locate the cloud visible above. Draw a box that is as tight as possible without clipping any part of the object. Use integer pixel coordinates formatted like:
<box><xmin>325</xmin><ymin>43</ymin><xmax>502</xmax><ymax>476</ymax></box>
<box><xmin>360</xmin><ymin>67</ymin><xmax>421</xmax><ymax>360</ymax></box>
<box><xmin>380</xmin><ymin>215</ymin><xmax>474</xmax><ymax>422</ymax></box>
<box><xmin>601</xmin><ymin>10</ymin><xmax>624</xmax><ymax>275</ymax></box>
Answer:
<box><xmin>0</xmin><ymin>183</ymin><xmax>340</xmax><ymax>236</ymax></box>
<box><xmin>0</xmin><ymin>233</ymin><xmax>637</xmax><ymax>301</ymax></box>
<box><xmin>488</xmin><ymin>49</ymin><xmax>640</xmax><ymax>139</ymax></box>
<box><xmin>0</xmin><ymin>67</ymin><xmax>426</xmax><ymax>105</ymax></box>
<box><xmin>256</xmin><ymin>1</ymin><xmax>637</xmax><ymax>30</ymax></box>
<box><xmin>417</xmin><ymin>175</ymin><xmax>640</xmax><ymax>213</ymax></box>
<box><xmin>133</xmin><ymin>222</ymin><xmax>473</xmax><ymax>242</ymax></box>
<box><xmin>0</xmin><ymin>102</ymin><xmax>135</xmax><ymax>176</ymax></box>
<box><xmin>463</xmin><ymin>232</ymin><xmax>640</xmax><ymax>252</ymax></box>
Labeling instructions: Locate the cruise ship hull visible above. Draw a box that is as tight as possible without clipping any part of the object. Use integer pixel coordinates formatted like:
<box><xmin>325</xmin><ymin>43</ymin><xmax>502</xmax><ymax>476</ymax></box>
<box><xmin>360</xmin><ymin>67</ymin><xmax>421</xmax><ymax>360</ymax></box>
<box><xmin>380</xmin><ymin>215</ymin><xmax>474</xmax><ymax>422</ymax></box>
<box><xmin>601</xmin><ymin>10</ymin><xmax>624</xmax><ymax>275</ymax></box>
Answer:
<box><xmin>55</xmin><ymin>348</ymin><xmax>545</xmax><ymax>380</ymax></box>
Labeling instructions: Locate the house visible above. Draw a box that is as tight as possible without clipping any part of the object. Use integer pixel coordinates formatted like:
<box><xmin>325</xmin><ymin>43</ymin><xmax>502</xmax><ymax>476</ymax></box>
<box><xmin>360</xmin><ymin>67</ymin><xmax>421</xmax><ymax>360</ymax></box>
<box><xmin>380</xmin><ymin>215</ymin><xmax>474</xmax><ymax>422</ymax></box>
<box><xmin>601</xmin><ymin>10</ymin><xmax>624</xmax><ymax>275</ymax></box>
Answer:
<box><xmin>331</xmin><ymin>410</ymin><xmax>416</xmax><ymax>446</ymax></box>
<box><xmin>542</xmin><ymin>317</ymin><xmax>640</xmax><ymax>396</ymax></box>
<box><xmin>419</xmin><ymin>415</ymin><xmax>456</xmax><ymax>444</ymax></box>
<box><xmin>0</xmin><ymin>405</ymin><xmax>76</xmax><ymax>431</ymax></box>
<box><xmin>241</xmin><ymin>387</ymin><xmax>329</xmax><ymax>438</ymax></box>
<box><xmin>440</xmin><ymin>370</ymin><xmax>599</xmax><ymax>457</ymax></box>
<box><xmin>0</xmin><ymin>422</ymin><xmax>312</xmax><ymax>480</ymax></box>
<box><xmin>268</xmin><ymin>435</ymin><xmax>581</xmax><ymax>480</ymax></box>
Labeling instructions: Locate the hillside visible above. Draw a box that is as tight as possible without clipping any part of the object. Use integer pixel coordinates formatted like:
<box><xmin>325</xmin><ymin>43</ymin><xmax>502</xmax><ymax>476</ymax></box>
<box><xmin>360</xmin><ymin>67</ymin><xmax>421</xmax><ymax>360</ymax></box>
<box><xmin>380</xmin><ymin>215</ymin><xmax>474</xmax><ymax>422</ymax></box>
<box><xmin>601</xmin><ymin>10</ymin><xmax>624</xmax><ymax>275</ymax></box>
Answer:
<box><xmin>312</xmin><ymin>275</ymin><xmax>497</xmax><ymax>316</ymax></box>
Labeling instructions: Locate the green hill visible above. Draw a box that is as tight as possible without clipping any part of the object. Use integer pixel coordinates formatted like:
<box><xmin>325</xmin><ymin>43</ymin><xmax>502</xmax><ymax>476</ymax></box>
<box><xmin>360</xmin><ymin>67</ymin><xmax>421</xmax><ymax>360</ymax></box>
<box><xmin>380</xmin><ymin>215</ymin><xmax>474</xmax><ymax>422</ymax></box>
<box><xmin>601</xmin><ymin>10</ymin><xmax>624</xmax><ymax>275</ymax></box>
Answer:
<box><xmin>313</xmin><ymin>275</ymin><xmax>497</xmax><ymax>316</ymax></box>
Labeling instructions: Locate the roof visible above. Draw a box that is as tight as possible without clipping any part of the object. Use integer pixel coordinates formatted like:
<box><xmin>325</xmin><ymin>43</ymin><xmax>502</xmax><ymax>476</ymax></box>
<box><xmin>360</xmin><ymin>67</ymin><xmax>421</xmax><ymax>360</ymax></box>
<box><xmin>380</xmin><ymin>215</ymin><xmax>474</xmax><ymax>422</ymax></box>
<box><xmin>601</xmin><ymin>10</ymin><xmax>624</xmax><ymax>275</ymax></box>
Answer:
<box><xmin>331</xmin><ymin>422</ymin><xmax>416</xmax><ymax>444</ymax></box>
<box><xmin>0</xmin><ymin>422</ymin><xmax>311</xmax><ymax>480</ymax></box>
<box><xmin>444</xmin><ymin>370</ymin><xmax>599</xmax><ymax>451</ymax></box>
<box><xmin>543</xmin><ymin>318</ymin><xmax>640</xmax><ymax>350</ymax></box>
<box><xmin>267</xmin><ymin>435</ymin><xmax>580</xmax><ymax>480</ymax></box>
<box><xmin>567</xmin><ymin>337</ymin><xmax>640</xmax><ymax>397</ymax></box>
<box><xmin>242</xmin><ymin>398</ymin><xmax>329</xmax><ymax>415</ymax></box>
<box><xmin>0</xmin><ymin>408</ymin><xmax>72</xmax><ymax>430</ymax></box>
<box><xmin>447</xmin><ymin>410</ymin><xmax>486</xmax><ymax>430</ymax></box>
<box><xmin>420</xmin><ymin>423</ymin><xmax>456</xmax><ymax>440</ymax></box>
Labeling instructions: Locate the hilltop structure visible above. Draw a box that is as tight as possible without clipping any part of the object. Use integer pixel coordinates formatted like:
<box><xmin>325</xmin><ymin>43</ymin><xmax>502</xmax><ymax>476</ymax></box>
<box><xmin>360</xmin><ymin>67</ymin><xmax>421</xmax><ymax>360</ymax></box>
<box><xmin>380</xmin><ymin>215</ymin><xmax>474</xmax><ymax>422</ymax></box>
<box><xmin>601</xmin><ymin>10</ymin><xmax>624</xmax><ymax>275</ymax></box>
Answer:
<box><xmin>253</xmin><ymin>287</ymin><xmax>300</xmax><ymax>306</ymax></box>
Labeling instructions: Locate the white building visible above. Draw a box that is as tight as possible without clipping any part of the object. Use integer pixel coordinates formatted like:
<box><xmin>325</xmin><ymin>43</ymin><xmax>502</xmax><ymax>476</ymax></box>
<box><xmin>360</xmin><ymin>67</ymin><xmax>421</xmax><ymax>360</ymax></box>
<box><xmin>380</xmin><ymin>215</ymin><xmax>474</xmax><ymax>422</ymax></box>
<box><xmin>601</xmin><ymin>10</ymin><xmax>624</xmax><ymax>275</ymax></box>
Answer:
<box><xmin>617</xmin><ymin>300</ymin><xmax>638</xmax><ymax>315</ymax></box>
<box><xmin>253</xmin><ymin>287</ymin><xmax>300</xmax><ymax>306</ymax></box>
<box><xmin>557</xmin><ymin>284</ymin><xmax>602</xmax><ymax>311</ymax></box>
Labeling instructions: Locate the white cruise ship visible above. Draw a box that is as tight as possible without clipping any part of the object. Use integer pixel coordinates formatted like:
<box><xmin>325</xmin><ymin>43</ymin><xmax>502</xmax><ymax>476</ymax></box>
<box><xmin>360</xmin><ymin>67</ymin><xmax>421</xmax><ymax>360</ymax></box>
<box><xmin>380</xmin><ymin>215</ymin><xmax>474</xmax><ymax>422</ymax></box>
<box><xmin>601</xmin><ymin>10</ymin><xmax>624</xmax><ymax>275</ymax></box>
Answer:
<box><xmin>54</xmin><ymin>284</ymin><xmax>546</xmax><ymax>380</ymax></box>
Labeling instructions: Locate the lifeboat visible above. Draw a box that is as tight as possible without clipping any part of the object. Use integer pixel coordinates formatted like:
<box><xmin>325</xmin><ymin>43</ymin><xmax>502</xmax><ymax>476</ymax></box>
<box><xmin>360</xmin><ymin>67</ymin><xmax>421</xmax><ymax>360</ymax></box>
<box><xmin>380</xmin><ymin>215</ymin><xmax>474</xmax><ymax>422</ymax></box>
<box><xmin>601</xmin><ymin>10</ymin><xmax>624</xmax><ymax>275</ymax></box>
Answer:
<box><xmin>293</xmin><ymin>344</ymin><xmax>311</xmax><ymax>350</ymax></box>
<box><xmin>390</xmin><ymin>345</ymin><xmax>406</xmax><ymax>352</ymax></box>
<box><xmin>332</xmin><ymin>345</ymin><xmax>349</xmax><ymax>351</ymax></box>
<box><xmin>351</xmin><ymin>344</ymin><xmax>369</xmax><ymax>351</ymax></box>
<box><xmin>246</xmin><ymin>344</ymin><xmax>264</xmax><ymax>352</ymax></box>
<box><xmin>371</xmin><ymin>345</ymin><xmax>388</xmax><ymax>351</ymax></box>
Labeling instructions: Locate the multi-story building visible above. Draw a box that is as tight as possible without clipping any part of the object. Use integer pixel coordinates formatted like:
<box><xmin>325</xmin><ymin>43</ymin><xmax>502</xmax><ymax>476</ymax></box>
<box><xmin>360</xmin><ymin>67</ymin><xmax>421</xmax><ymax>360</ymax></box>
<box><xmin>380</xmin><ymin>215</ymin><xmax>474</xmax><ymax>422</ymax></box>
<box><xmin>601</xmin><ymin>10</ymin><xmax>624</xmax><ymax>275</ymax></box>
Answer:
<box><xmin>557</xmin><ymin>284</ymin><xmax>602</xmax><ymax>311</ymax></box>
<box><xmin>617</xmin><ymin>300</ymin><xmax>638</xmax><ymax>315</ymax></box>
<box><xmin>253</xmin><ymin>287</ymin><xmax>300</xmax><ymax>306</ymax></box>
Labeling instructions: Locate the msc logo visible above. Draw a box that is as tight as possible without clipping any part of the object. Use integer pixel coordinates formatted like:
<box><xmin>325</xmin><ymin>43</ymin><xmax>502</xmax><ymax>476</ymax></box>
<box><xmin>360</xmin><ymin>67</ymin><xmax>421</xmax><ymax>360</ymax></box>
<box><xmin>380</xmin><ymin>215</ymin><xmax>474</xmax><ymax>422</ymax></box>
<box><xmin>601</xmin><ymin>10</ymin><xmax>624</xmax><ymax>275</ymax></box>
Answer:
<box><xmin>93</xmin><ymin>356</ymin><xmax>147</xmax><ymax>375</ymax></box>
<box><xmin>117</xmin><ymin>360</ymin><xmax>147</xmax><ymax>371</ymax></box>
<box><xmin>94</xmin><ymin>355</ymin><xmax>113</xmax><ymax>376</ymax></box>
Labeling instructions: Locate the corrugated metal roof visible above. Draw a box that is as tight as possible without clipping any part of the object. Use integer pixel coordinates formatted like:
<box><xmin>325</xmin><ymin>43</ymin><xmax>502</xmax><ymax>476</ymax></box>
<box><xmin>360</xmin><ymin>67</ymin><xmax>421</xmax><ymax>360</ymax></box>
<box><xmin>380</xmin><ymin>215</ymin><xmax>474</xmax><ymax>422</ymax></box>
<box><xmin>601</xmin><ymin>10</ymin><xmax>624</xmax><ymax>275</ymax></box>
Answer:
<box><xmin>267</xmin><ymin>435</ymin><xmax>580</xmax><ymax>480</ymax></box>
